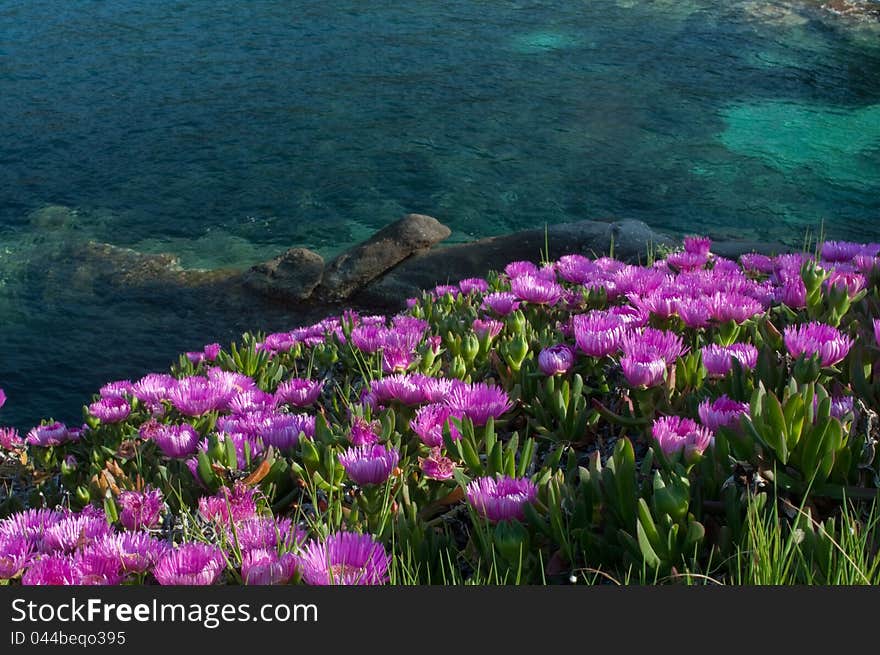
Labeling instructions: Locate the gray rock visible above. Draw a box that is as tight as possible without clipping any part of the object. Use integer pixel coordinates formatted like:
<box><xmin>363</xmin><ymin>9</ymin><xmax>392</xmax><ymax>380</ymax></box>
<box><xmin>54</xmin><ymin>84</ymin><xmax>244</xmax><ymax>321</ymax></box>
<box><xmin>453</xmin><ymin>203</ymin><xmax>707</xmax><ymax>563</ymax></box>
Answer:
<box><xmin>316</xmin><ymin>213</ymin><xmax>451</xmax><ymax>300</ymax></box>
<box><xmin>241</xmin><ymin>247</ymin><xmax>325</xmax><ymax>302</ymax></box>
<box><xmin>356</xmin><ymin>218</ymin><xmax>673</xmax><ymax>309</ymax></box>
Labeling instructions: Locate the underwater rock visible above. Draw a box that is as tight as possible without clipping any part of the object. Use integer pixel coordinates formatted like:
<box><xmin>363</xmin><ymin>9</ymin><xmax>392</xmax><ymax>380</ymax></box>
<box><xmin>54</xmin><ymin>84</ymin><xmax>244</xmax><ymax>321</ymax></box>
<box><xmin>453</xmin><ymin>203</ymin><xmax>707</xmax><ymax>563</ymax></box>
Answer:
<box><xmin>240</xmin><ymin>247</ymin><xmax>325</xmax><ymax>302</ymax></box>
<box><xmin>355</xmin><ymin>219</ymin><xmax>675</xmax><ymax>309</ymax></box>
<box><xmin>316</xmin><ymin>213</ymin><xmax>451</xmax><ymax>301</ymax></box>
<box><xmin>27</xmin><ymin>204</ymin><xmax>77</xmax><ymax>230</ymax></box>
<box><xmin>820</xmin><ymin>0</ymin><xmax>880</xmax><ymax>20</ymax></box>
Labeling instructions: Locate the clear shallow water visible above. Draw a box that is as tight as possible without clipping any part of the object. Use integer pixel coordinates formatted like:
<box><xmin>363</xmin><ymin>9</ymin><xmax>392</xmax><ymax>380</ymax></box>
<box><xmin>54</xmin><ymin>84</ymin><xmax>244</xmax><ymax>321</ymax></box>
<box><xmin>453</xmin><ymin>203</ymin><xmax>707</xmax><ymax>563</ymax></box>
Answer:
<box><xmin>1</xmin><ymin>0</ymin><xmax>879</xmax><ymax>429</ymax></box>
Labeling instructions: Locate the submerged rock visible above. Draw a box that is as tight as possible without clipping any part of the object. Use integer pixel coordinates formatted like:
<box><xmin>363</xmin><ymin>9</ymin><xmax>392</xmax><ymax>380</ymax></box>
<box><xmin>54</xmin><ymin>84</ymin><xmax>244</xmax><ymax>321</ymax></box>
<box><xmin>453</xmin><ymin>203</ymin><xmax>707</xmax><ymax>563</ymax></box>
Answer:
<box><xmin>316</xmin><ymin>213</ymin><xmax>451</xmax><ymax>301</ymax></box>
<box><xmin>240</xmin><ymin>247</ymin><xmax>325</xmax><ymax>302</ymax></box>
<box><xmin>27</xmin><ymin>204</ymin><xmax>77</xmax><ymax>230</ymax></box>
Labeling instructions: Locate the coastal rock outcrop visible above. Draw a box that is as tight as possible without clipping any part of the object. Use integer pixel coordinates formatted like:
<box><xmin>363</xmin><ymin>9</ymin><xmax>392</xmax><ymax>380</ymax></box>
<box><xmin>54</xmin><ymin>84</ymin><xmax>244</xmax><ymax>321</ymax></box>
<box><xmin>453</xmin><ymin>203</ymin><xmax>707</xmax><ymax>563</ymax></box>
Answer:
<box><xmin>314</xmin><ymin>213</ymin><xmax>451</xmax><ymax>301</ymax></box>
<box><xmin>240</xmin><ymin>247</ymin><xmax>325</xmax><ymax>302</ymax></box>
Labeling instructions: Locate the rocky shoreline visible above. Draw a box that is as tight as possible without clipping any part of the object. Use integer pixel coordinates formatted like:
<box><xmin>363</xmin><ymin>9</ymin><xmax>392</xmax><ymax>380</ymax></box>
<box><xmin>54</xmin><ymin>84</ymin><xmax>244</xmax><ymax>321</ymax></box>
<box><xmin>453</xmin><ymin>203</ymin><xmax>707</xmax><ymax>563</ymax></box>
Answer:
<box><xmin>40</xmin><ymin>208</ymin><xmax>791</xmax><ymax>320</ymax></box>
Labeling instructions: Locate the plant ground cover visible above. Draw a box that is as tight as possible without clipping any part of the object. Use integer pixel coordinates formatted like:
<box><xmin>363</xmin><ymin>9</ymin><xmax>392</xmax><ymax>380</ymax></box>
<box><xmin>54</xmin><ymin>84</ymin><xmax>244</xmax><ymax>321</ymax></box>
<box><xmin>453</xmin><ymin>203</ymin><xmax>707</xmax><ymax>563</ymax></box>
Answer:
<box><xmin>2</xmin><ymin>234</ymin><xmax>880</xmax><ymax>585</ymax></box>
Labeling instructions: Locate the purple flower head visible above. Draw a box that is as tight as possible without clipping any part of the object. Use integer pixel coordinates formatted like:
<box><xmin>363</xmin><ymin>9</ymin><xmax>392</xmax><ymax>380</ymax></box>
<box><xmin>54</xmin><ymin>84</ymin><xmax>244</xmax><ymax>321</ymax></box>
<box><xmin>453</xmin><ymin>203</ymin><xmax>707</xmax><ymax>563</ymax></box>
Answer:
<box><xmin>206</xmin><ymin>368</ymin><xmax>258</xmax><ymax>397</ymax></box>
<box><xmin>821</xmin><ymin>241</ymin><xmax>867</xmax><ymax>263</ymax></box>
<box><xmin>419</xmin><ymin>448</ymin><xmax>456</xmax><ymax>481</ymax></box>
<box><xmin>608</xmin><ymin>304</ymin><xmax>649</xmax><ymax>328</ymax></box>
<box><xmin>0</xmin><ymin>388</ymin><xmax>4</xmax><ymax>409</ymax></box>
<box><xmin>614</xmin><ymin>266</ymin><xmax>669</xmax><ymax>297</ymax></box>
<box><xmin>572</xmin><ymin>311</ymin><xmax>627</xmax><ymax>357</ymax></box>
<box><xmin>88</xmin><ymin>396</ymin><xmax>131</xmax><ymax>424</ymax></box>
<box><xmin>538</xmin><ymin>344</ymin><xmax>575</xmax><ymax>376</ymax></box>
<box><xmin>350</xmin><ymin>324</ymin><xmax>387</xmax><ymax>354</ymax></box>
<box><xmin>152</xmin><ymin>423</ymin><xmax>201</xmax><ymax>458</ymax></box>
<box><xmin>0</xmin><ymin>427</ymin><xmax>23</xmax><ymax>450</ymax></box>
<box><xmin>510</xmin><ymin>274</ymin><xmax>563</xmax><ymax>305</ymax></box>
<box><xmin>698</xmin><ymin>396</ymin><xmax>750</xmax><ymax>433</ymax></box>
<box><xmin>652</xmin><ymin>415</ymin><xmax>713</xmax><ymax>460</ymax></box>
<box><xmin>706</xmin><ymin>292</ymin><xmax>763</xmax><ymax>323</ymax></box>
<box><xmin>676</xmin><ymin>296</ymin><xmax>712</xmax><ymax>329</ymax></box>
<box><xmin>505</xmin><ymin>260</ymin><xmax>539</xmax><ymax>279</ymax></box>
<box><xmin>298</xmin><ymin>532</ymin><xmax>390</xmax><ymax>586</ymax></box>
<box><xmin>169</xmin><ymin>376</ymin><xmax>231</xmax><ymax>416</ymax></box>
<box><xmin>0</xmin><ymin>509</ymin><xmax>64</xmax><ymax>547</ymax></box>
<box><xmin>228</xmin><ymin>389</ymin><xmax>277</xmax><ymax>414</ymax></box>
<box><xmin>875</xmin><ymin>319</ymin><xmax>880</xmax><ymax>347</ymax></box>
<box><xmin>825</xmin><ymin>270</ymin><xmax>866</xmax><ymax>298</ymax></box>
<box><xmin>187</xmin><ymin>342</ymin><xmax>222</xmax><ymax>364</ymax></box>
<box><xmin>339</xmin><ymin>444</ymin><xmax>400</xmax><ymax>486</ymax></box>
<box><xmin>556</xmin><ymin>254</ymin><xmax>600</xmax><ymax>284</ymax></box>
<box><xmin>242</xmin><ymin>549</ymin><xmax>299</xmax><ymax>585</ymax></box>
<box><xmin>260</xmin><ymin>413</ymin><xmax>315</xmax><ymax>451</ymax></box>
<box><xmin>410</xmin><ymin>403</ymin><xmax>463</xmax><ymax>447</ymax></box>
<box><xmin>117</xmin><ymin>487</ymin><xmax>164</xmax><ymax>531</ymax></box>
<box><xmin>366</xmin><ymin>374</ymin><xmax>429</xmax><ymax>407</ymax></box>
<box><xmin>153</xmin><ymin>543</ymin><xmax>227</xmax><ymax>586</ymax></box>
<box><xmin>275</xmin><ymin>378</ymin><xmax>324</xmax><ymax>407</ymax></box>
<box><xmin>777</xmin><ymin>275</ymin><xmax>807</xmax><ymax>309</ymax></box>
<box><xmin>231</xmin><ymin>517</ymin><xmax>306</xmax><ymax>553</ymax></box>
<box><xmin>466</xmin><ymin>475</ymin><xmax>538</xmax><ymax>522</ymax></box>
<box><xmin>0</xmin><ymin>534</ymin><xmax>34</xmax><ymax>579</ymax></box>
<box><xmin>99</xmin><ymin>380</ymin><xmax>134</xmax><ymax>399</ymax></box>
<box><xmin>783</xmin><ymin>322</ymin><xmax>853</xmax><ymax>368</ymax></box>
<box><xmin>622</xmin><ymin>328</ymin><xmax>686</xmax><ymax>364</ymax></box>
<box><xmin>73</xmin><ymin>549</ymin><xmax>124</xmax><ymax>586</ymax></box>
<box><xmin>739</xmin><ymin>253</ymin><xmax>775</xmax><ymax>274</ymax></box>
<box><xmin>132</xmin><ymin>373</ymin><xmax>177</xmax><ymax>405</ymax></box>
<box><xmin>684</xmin><ymin>236</ymin><xmax>712</xmax><ymax>256</ymax></box>
<box><xmin>421</xmin><ymin>376</ymin><xmax>458</xmax><ymax>402</ymax></box>
<box><xmin>42</xmin><ymin>513</ymin><xmax>112</xmax><ymax>553</ymax></box>
<box><xmin>472</xmin><ymin>318</ymin><xmax>504</xmax><ymax>340</ymax></box>
<box><xmin>667</xmin><ymin>250</ymin><xmax>708</xmax><ymax>271</ymax></box>
<box><xmin>829</xmin><ymin>395</ymin><xmax>855</xmax><ymax>420</ymax></box>
<box><xmin>458</xmin><ymin>277</ymin><xmax>489</xmax><ymax>294</ymax></box>
<box><xmin>22</xmin><ymin>553</ymin><xmax>79</xmax><ymax>585</ymax></box>
<box><xmin>26</xmin><ymin>421</ymin><xmax>71</xmax><ymax>447</ymax></box>
<box><xmin>349</xmin><ymin>416</ymin><xmax>380</xmax><ymax>446</ymax></box>
<box><xmin>482</xmin><ymin>292</ymin><xmax>520</xmax><ymax>316</ymax></box>
<box><xmin>444</xmin><ymin>382</ymin><xmax>513</xmax><ymax>427</ymax></box>
<box><xmin>620</xmin><ymin>355</ymin><xmax>667</xmax><ymax>388</ymax></box>
<box><xmin>198</xmin><ymin>484</ymin><xmax>259</xmax><ymax>525</ymax></box>
<box><xmin>92</xmin><ymin>532</ymin><xmax>170</xmax><ymax>574</ymax></box>
<box><xmin>701</xmin><ymin>343</ymin><xmax>759</xmax><ymax>377</ymax></box>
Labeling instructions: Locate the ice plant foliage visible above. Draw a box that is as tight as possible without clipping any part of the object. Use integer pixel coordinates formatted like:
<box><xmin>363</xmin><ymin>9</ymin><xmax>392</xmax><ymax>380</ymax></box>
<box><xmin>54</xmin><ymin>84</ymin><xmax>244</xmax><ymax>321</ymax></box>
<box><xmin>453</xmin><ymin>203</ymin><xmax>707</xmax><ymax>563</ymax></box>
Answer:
<box><xmin>2</xmin><ymin>234</ymin><xmax>880</xmax><ymax>585</ymax></box>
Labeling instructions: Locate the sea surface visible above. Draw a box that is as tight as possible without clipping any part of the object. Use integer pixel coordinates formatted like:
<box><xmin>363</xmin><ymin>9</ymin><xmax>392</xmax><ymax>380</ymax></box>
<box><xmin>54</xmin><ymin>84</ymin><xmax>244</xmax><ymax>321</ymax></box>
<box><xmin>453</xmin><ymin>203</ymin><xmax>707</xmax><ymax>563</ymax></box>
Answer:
<box><xmin>1</xmin><ymin>0</ymin><xmax>879</xmax><ymax>429</ymax></box>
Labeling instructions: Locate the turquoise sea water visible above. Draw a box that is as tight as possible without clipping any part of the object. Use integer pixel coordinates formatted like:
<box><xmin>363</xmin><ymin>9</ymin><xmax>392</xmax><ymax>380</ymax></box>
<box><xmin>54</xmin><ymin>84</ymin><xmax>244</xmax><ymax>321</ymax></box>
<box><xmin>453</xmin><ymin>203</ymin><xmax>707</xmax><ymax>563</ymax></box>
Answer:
<box><xmin>1</xmin><ymin>0</ymin><xmax>879</xmax><ymax>429</ymax></box>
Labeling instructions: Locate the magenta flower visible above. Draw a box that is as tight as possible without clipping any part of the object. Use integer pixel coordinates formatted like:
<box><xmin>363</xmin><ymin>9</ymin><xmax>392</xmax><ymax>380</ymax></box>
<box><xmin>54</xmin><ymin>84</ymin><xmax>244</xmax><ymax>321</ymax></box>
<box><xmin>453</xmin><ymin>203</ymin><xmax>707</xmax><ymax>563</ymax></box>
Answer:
<box><xmin>228</xmin><ymin>389</ymin><xmax>277</xmax><ymax>414</ymax></box>
<box><xmin>241</xmin><ymin>549</ymin><xmax>299</xmax><ymax>585</ymax></box>
<box><xmin>651</xmin><ymin>415</ymin><xmax>713</xmax><ymax>460</ymax></box>
<box><xmin>701</xmin><ymin>343</ymin><xmax>759</xmax><ymax>377</ymax></box>
<box><xmin>410</xmin><ymin>403</ymin><xmax>463</xmax><ymax>447</ymax></box>
<box><xmin>350</xmin><ymin>324</ymin><xmax>386</xmax><ymax>354</ymax></box>
<box><xmin>482</xmin><ymin>292</ymin><xmax>520</xmax><ymax>316</ymax></box>
<box><xmin>667</xmin><ymin>250</ymin><xmax>708</xmax><ymax>271</ymax></box>
<box><xmin>349</xmin><ymin>416</ymin><xmax>380</xmax><ymax>446</ymax></box>
<box><xmin>88</xmin><ymin>395</ymin><xmax>131</xmax><ymax>424</ymax></box>
<box><xmin>231</xmin><ymin>517</ymin><xmax>306</xmax><ymax>553</ymax></box>
<box><xmin>73</xmin><ymin>549</ymin><xmax>124</xmax><ymax>586</ymax></box>
<box><xmin>298</xmin><ymin>532</ymin><xmax>390</xmax><ymax>586</ymax></box>
<box><xmin>132</xmin><ymin>373</ymin><xmax>177</xmax><ymax>406</ymax></box>
<box><xmin>22</xmin><ymin>553</ymin><xmax>79</xmax><ymax>585</ymax></box>
<box><xmin>538</xmin><ymin>344</ymin><xmax>575</xmax><ymax>376</ymax></box>
<box><xmin>777</xmin><ymin>276</ymin><xmax>807</xmax><ymax>309</ymax></box>
<box><xmin>510</xmin><ymin>274</ymin><xmax>564</xmax><ymax>305</ymax></box>
<box><xmin>339</xmin><ymin>444</ymin><xmax>400</xmax><ymax>486</ymax></box>
<box><xmin>676</xmin><ymin>296</ymin><xmax>711</xmax><ymax>329</ymax></box>
<box><xmin>620</xmin><ymin>355</ymin><xmax>667</xmax><ymax>388</ymax></box>
<box><xmin>821</xmin><ymin>240</ymin><xmax>867</xmax><ymax>263</ymax></box>
<box><xmin>698</xmin><ymin>396</ymin><xmax>750</xmax><ymax>432</ymax></box>
<box><xmin>169</xmin><ymin>376</ymin><xmax>230</xmax><ymax>416</ymax></box>
<box><xmin>473</xmin><ymin>318</ymin><xmax>504</xmax><ymax>340</ymax></box>
<box><xmin>99</xmin><ymin>380</ymin><xmax>134</xmax><ymax>399</ymax></box>
<box><xmin>444</xmin><ymin>382</ymin><xmax>513</xmax><ymax>426</ymax></box>
<box><xmin>366</xmin><ymin>374</ymin><xmax>430</xmax><ymax>407</ymax></box>
<box><xmin>829</xmin><ymin>395</ymin><xmax>855</xmax><ymax>420</ymax></box>
<box><xmin>572</xmin><ymin>311</ymin><xmax>626</xmax><ymax>357</ymax></box>
<box><xmin>0</xmin><ymin>427</ymin><xmax>23</xmax><ymax>450</ymax></box>
<box><xmin>825</xmin><ymin>271</ymin><xmax>866</xmax><ymax>297</ymax></box>
<box><xmin>43</xmin><ymin>513</ymin><xmax>112</xmax><ymax>553</ymax></box>
<box><xmin>706</xmin><ymin>292</ymin><xmax>763</xmax><ymax>323</ymax></box>
<box><xmin>684</xmin><ymin>235</ymin><xmax>712</xmax><ymax>256</ymax></box>
<box><xmin>198</xmin><ymin>484</ymin><xmax>259</xmax><ymax>524</ymax></box>
<box><xmin>117</xmin><ymin>487</ymin><xmax>164</xmax><ymax>531</ymax></box>
<box><xmin>0</xmin><ymin>388</ymin><xmax>5</xmax><ymax>409</ymax></box>
<box><xmin>0</xmin><ymin>534</ymin><xmax>33</xmax><ymax>579</ymax></box>
<box><xmin>556</xmin><ymin>254</ymin><xmax>599</xmax><ymax>284</ymax></box>
<box><xmin>784</xmin><ymin>322</ymin><xmax>853</xmax><ymax>368</ymax></box>
<box><xmin>275</xmin><ymin>378</ymin><xmax>324</xmax><ymax>407</ymax></box>
<box><xmin>0</xmin><ymin>509</ymin><xmax>64</xmax><ymax>546</ymax></box>
<box><xmin>505</xmin><ymin>261</ymin><xmax>539</xmax><ymax>278</ymax></box>
<box><xmin>91</xmin><ymin>532</ymin><xmax>169</xmax><ymax>574</ymax></box>
<box><xmin>151</xmin><ymin>423</ymin><xmax>201</xmax><ymax>458</ymax></box>
<box><xmin>433</xmin><ymin>284</ymin><xmax>461</xmax><ymax>298</ymax></box>
<box><xmin>466</xmin><ymin>475</ymin><xmax>538</xmax><ymax>522</ymax></box>
<box><xmin>25</xmin><ymin>421</ymin><xmax>72</xmax><ymax>447</ymax></box>
<box><xmin>153</xmin><ymin>543</ymin><xmax>227</xmax><ymax>585</ymax></box>
<box><xmin>739</xmin><ymin>253</ymin><xmax>775</xmax><ymax>274</ymax></box>
<box><xmin>418</xmin><ymin>448</ymin><xmax>456</xmax><ymax>481</ymax></box>
<box><xmin>458</xmin><ymin>277</ymin><xmax>489</xmax><ymax>294</ymax></box>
